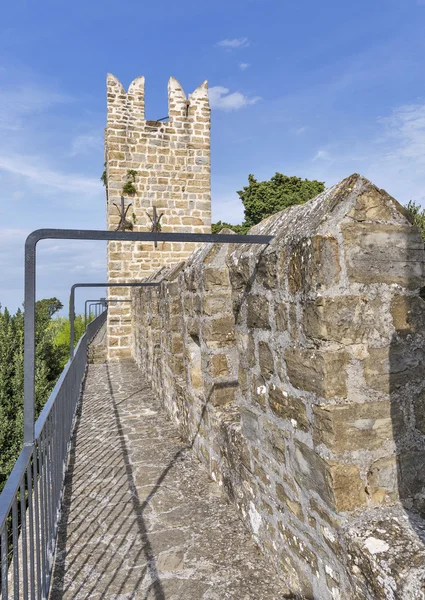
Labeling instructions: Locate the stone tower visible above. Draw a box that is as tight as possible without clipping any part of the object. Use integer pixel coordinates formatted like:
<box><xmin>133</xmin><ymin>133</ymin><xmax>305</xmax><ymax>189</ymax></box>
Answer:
<box><xmin>105</xmin><ymin>74</ymin><xmax>211</xmax><ymax>359</ymax></box>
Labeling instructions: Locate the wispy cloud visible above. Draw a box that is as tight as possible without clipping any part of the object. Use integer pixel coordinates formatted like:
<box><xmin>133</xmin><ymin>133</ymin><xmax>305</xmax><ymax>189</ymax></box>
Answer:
<box><xmin>70</xmin><ymin>133</ymin><xmax>103</xmax><ymax>156</ymax></box>
<box><xmin>0</xmin><ymin>85</ymin><xmax>72</xmax><ymax>132</ymax></box>
<box><xmin>239</xmin><ymin>63</ymin><xmax>250</xmax><ymax>71</ymax></box>
<box><xmin>217</xmin><ymin>37</ymin><xmax>250</xmax><ymax>49</ymax></box>
<box><xmin>209</xmin><ymin>86</ymin><xmax>261</xmax><ymax>111</ymax></box>
<box><xmin>306</xmin><ymin>102</ymin><xmax>425</xmax><ymax>205</ymax></box>
<box><xmin>313</xmin><ymin>149</ymin><xmax>332</xmax><ymax>162</ymax></box>
<box><xmin>0</xmin><ymin>153</ymin><xmax>101</xmax><ymax>195</ymax></box>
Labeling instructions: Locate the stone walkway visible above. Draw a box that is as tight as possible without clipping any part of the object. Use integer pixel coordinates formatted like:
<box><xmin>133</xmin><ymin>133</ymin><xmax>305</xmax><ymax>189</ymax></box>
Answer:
<box><xmin>50</xmin><ymin>360</ymin><xmax>290</xmax><ymax>599</ymax></box>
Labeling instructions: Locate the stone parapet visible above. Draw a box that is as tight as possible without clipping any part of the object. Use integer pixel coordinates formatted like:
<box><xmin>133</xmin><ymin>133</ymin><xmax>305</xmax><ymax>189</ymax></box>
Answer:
<box><xmin>131</xmin><ymin>174</ymin><xmax>425</xmax><ymax>598</ymax></box>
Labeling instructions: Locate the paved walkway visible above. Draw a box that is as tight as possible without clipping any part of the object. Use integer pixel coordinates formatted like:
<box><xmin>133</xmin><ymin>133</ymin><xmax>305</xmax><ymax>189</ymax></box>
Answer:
<box><xmin>50</xmin><ymin>360</ymin><xmax>290</xmax><ymax>599</ymax></box>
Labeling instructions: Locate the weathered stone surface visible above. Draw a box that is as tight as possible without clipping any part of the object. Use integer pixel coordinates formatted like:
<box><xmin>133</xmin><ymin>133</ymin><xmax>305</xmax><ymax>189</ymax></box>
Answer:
<box><xmin>257</xmin><ymin>251</ymin><xmax>280</xmax><ymax>289</ymax></box>
<box><xmin>203</xmin><ymin>267</ymin><xmax>230</xmax><ymax>290</ymax></box>
<box><xmin>343</xmin><ymin>507</ymin><xmax>425</xmax><ymax>600</ymax></box>
<box><xmin>342</xmin><ymin>223</ymin><xmax>424</xmax><ymax>287</ymax></box>
<box><xmin>276</xmin><ymin>484</ymin><xmax>304</xmax><ymax>521</ymax></box>
<box><xmin>413</xmin><ymin>389</ymin><xmax>425</xmax><ymax>434</ymax></box>
<box><xmin>288</xmin><ymin>235</ymin><xmax>340</xmax><ymax>294</ymax></box>
<box><xmin>251</xmin><ymin>374</ymin><xmax>267</xmax><ymax>410</ymax></box>
<box><xmin>313</xmin><ymin>401</ymin><xmax>392</xmax><ymax>452</ymax></box>
<box><xmin>391</xmin><ymin>294</ymin><xmax>425</xmax><ymax>333</ymax></box>
<box><xmin>303</xmin><ymin>296</ymin><xmax>384</xmax><ymax>344</ymax></box>
<box><xmin>50</xmin><ymin>361</ymin><xmax>289</xmax><ymax>599</ymax></box>
<box><xmin>364</xmin><ymin>344</ymin><xmax>425</xmax><ymax>392</ymax></box>
<box><xmin>285</xmin><ymin>348</ymin><xmax>349</xmax><ymax>398</ymax></box>
<box><xmin>263</xmin><ymin>419</ymin><xmax>287</xmax><ymax>464</ymax></box>
<box><xmin>275</xmin><ymin>301</ymin><xmax>288</xmax><ymax>331</ymax></box>
<box><xmin>210</xmin><ymin>381</ymin><xmax>238</xmax><ymax>406</ymax></box>
<box><xmin>247</xmin><ymin>295</ymin><xmax>271</xmax><ymax>329</ymax></box>
<box><xmin>347</xmin><ymin>187</ymin><xmax>394</xmax><ymax>222</ymax></box>
<box><xmin>201</xmin><ymin>315</ymin><xmax>235</xmax><ymax>346</ymax></box>
<box><xmin>210</xmin><ymin>353</ymin><xmax>229</xmax><ymax>377</ymax></box>
<box><xmin>268</xmin><ymin>384</ymin><xmax>309</xmax><ymax>431</ymax></box>
<box><xmin>259</xmin><ymin>341</ymin><xmax>274</xmax><ymax>378</ymax></box>
<box><xmin>294</xmin><ymin>441</ymin><xmax>366</xmax><ymax>512</ymax></box>
<box><xmin>366</xmin><ymin>456</ymin><xmax>398</xmax><ymax>504</ymax></box>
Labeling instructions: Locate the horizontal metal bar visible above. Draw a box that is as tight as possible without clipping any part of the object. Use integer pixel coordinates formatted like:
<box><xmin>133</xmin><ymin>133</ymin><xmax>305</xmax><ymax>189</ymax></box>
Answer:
<box><xmin>26</xmin><ymin>229</ymin><xmax>273</xmax><ymax>246</ymax></box>
<box><xmin>0</xmin><ymin>446</ymin><xmax>32</xmax><ymax>530</ymax></box>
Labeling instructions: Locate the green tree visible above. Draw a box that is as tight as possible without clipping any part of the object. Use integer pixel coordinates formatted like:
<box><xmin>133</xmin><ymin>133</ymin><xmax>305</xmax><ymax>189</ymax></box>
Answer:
<box><xmin>211</xmin><ymin>173</ymin><xmax>325</xmax><ymax>233</ymax></box>
<box><xmin>238</xmin><ymin>173</ymin><xmax>325</xmax><ymax>229</ymax></box>
<box><xmin>211</xmin><ymin>221</ymin><xmax>248</xmax><ymax>234</ymax></box>
<box><xmin>405</xmin><ymin>200</ymin><xmax>425</xmax><ymax>241</ymax></box>
<box><xmin>50</xmin><ymin>314</ymin><xmax>87</xmax><ymax>369</ymax></box>
<box><xmin>0</xmin><ymin>298</ymin><xmax>64</xmax><ymax>491</ymax></box>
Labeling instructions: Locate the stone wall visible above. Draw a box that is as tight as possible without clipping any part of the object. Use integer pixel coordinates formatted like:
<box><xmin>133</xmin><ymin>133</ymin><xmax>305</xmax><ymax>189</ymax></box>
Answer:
<box><xmin>131</xmin><ymin>174</ymin><xmax>425</xmax><ymax>599</ymax></box>
<box><xmin>105</xmin><ymin>74</ymin><xmax>211</xmax><ymax>359</ymax></box>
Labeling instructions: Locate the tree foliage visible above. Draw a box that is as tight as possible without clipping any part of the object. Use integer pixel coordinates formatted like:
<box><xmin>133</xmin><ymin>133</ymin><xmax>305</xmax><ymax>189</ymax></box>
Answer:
<box><xmin>0</xmin><ymin>298</ymin><xmax>87</xmax><ymax>491</ymax></box>
<box><xmin>405</xmin><ymin>200</ymin><xmax>425</xmax><ymax>241</ymax></box>
<box><xmin>211</xmin><ymin>221</ymin><xmax>248</xmax><ymax>234</ymax></box>
<box><xmin>211</xmin><ymin>172</ymin><xmax>325</xmax><ymax>234</ymax></box>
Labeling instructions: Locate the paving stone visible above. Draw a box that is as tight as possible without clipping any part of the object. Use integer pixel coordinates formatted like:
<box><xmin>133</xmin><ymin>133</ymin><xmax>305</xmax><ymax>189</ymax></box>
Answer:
<box><xmin>50</xmin><ymin>359</ymin><xmax>291</xmax><ymax>599</ymax></box>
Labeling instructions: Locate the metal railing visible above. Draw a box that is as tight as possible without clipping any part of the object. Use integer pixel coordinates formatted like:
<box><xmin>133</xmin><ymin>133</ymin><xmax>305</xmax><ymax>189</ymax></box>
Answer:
<box><xmin>0</xmin><ymin>310</ymin><xmax>107</xmax><ymax>599</ymax></box>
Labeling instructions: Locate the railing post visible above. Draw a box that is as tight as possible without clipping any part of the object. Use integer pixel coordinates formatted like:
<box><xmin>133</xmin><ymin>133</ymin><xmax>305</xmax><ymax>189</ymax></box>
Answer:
<box><xmin>69</xmin><ymin>285</ymin><xmax>76</xmax><ymax>359</ymax></box>
<box><xmin>24</xmin><ymin>233</ymin><xmax>37</xmax><ymax>446</ymax></box>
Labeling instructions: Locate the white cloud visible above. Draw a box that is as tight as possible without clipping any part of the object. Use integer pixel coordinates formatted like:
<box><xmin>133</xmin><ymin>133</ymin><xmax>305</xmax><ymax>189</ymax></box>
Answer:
<box><xmin>304</xmin><ymin>102</ymin><xmax>425</xmax><ymax>207</ymax></box>
<box><xmin>71</xmin><ymin>133</ymin><xmax>103</xmax><ymax>156</ymax></box>
<box><xmin>239</xmin><ymin>63</ymin><xmax>250</xmax><ymax>71</ymax></box>
<box><xmin>0</xmin><ymin>153</ymin><xmax>101</xmax><ymax>195</ymax></box>
<box><xmin>313</xmin><ymin>149</ymin><xmax>332</xmax><ymax>162</ymax></box>
<box><xmin>209</xmin><ymin>86</ymin><xmax>261</xmax><ymax>112</ymax></box>
<box><xmin>0</xmin><ymin>85</ymin><xmax>71</xmax><ymax>132</ymax></box>
<box><xmin>217</xmin><ymin>37</ymin><xmax>250</xmax><ymax>49</ymax></box>
<box><xmin>295</xmin><ymin>126</ymin><xmax>307</xmax><ymax>135</ymax></box>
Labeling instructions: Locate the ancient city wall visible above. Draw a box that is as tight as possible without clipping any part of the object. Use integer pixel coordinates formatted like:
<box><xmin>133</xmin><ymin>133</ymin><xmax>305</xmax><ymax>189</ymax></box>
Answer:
<box><xmin>131</xmin><ymin>174</ymin><xmax>425</xmax><ymax>599</ymax></box>
<box><xmin>105</xmin><ymin>74</ymin><xmax>211</xmax><ymax>359</ymax></box>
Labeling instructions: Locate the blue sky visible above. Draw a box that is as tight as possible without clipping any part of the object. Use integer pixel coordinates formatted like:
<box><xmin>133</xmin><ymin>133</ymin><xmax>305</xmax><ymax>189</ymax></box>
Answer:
<box><xmin>1</xmin><ymin>0</ymin><xmax>425</xmax><ymax>313</ymax></box>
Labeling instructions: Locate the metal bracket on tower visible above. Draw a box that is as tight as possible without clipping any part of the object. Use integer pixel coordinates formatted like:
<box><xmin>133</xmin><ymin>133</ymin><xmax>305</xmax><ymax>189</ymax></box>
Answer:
<box><xmin>113</xmin><ymin>196</ymin><xmax>133</xmax><ymax>231</ymax></box>
<box><xmin>146</xmin><ymin>206</ymin><xmax>164</xmax><ymax>248</ymax></box>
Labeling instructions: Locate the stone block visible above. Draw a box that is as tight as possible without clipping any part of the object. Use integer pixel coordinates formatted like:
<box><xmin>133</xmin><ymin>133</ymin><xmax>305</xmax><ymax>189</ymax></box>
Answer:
<box><xmin>285</xmin><ymin>348</ymin><xmax>349</xmax><ymax>399</ymax></box>
<box><xmin>268</xmin><ymin>385</ymin><xmax>309</xmax><ymax>431</ymax></box>
<box><xmin>276</xmin><ymin>484</ymin><xmax>304</xmax><ymax>520</ymax></box>
<box><xmin>341</xmin><ymin>223</ymin><xmax>424</xmax><ymax>288</ymax></box>
<box><xmin>210</xmin><ymin>354</ymin><xmax>229</xmax><ymax>377</ymax></box>
<box><xmin>303</xmin><ymin>296</ymin><xmax>384</xmax><ymax>344</ymax></box>
<box><xmin>364</xmin><ymin>344</ymin><xmax>425</xmax><ymax>393</ymax></box>
<box><xmin>413</xmin><ymin>389</ymin><xmax>425</xmax><ymax>434</ymax></box>
<box><xmin>347</xmin><ymin>187</ymin><xmax>394</xmax><ymax>222</ymax></box>
<box><xmin>247</xmin><ymin>295</ymin><xmax>270</xmax><ymax>329</ymax></box>
<box><xmin>251</xmin><ymin>374</ymin><xmax>267</xmax><ymax>410</ymax></box>
<box><xmin>366</xmin><ymin>456</ymin><xmax>398</xmax><ymax>504</ymax></box>
<box><xmin>202</xmin><ymin>316</ymin><xmax>235</xmax><ymax>347</ymax></box>
<box><xmin>256</xmin><ymin>251</ymin><xmax>279</xmax><ymax>289</ymax></box>
<box><xmin>275</xmin><ymin>302</ymin><xmax>288</xmax><ymax>332</ymax></box>
<box><xmin>294</xmin><ymin>441</ymin><xmax>366</xmax><ymax>512</ymax></box>
<box><xmin>203</xmin><ymin>267</ymin><xmax>230</xmax><ymax>290</ymax></box>
<box><xmin>202</xmin><ymin>295</ymin><xmax>229</xmax><ymax>316</ymax></box>
<box><xmin>288</xmin><ymin>235</ymin><xmax>340</xmax><ymax>294</ymax></box>
<box><xmin>259</xmin><ymin>341</ymin><xmax>274</xmax><ymax>378</ymax></box>
<box><xmin>263</xmin><ymin>419</ymin><xmax>287</xmax><ymax>464</ymax></box>
<box><xmin>210</xmin><ymin>381</ymin><xmax>238</xmax><ymax>407</ymax></box>
<box><xmin>391</xmin><ymin>295</ymin><xmax>425</xmax><ymax>334</ymax></box>
<box><xmin>313</xmin><ymin>401</ymin><xmax>392</xmax><ymax>452</ymax></box>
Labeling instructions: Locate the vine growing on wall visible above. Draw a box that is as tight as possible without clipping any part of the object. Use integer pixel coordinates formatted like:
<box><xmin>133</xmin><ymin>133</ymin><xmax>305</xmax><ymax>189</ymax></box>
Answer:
<box><xmin>122</xmin><ymin>169</ymin><xmax>138</xmax><ymax>195</ymax></box>
<box><xmin>101</xmin><ymin>162</ymin><xmax>107</xmax><ymax>187</ymax></box>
